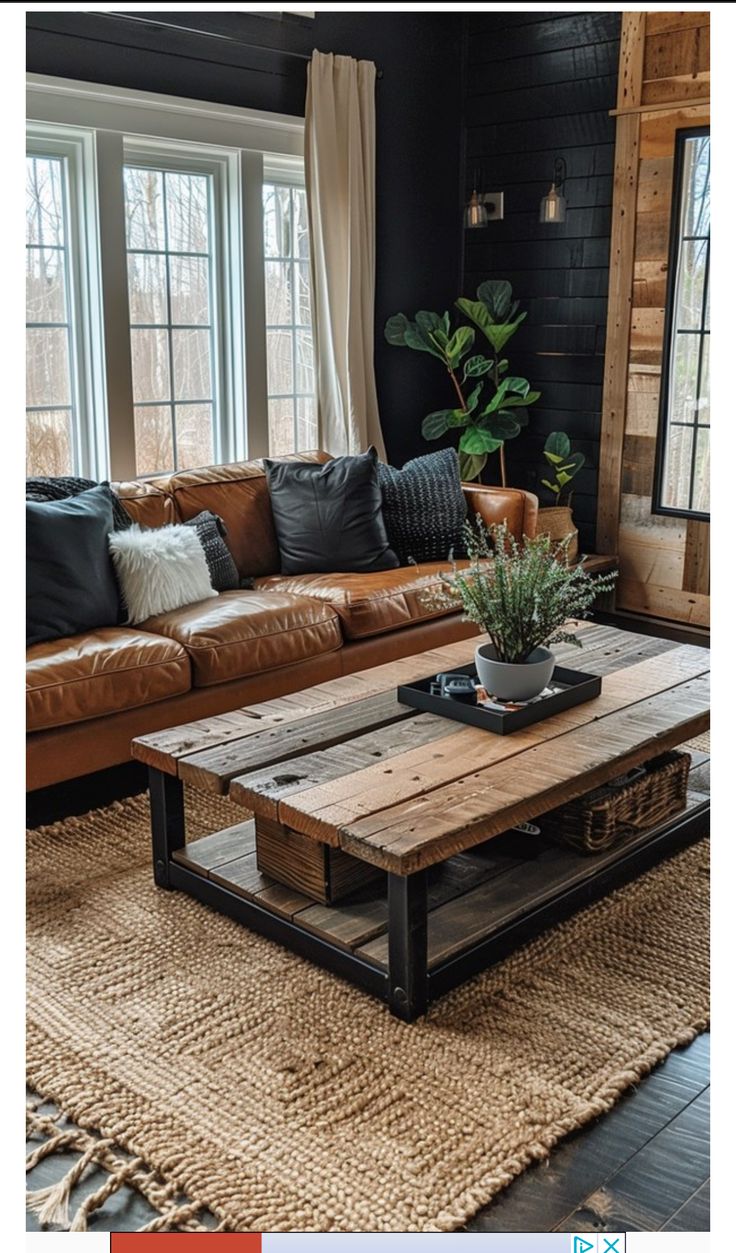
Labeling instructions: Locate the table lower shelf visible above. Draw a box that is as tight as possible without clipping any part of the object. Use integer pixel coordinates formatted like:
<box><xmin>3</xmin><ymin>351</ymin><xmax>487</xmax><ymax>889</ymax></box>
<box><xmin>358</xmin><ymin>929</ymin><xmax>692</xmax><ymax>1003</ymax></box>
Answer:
<box><xmin>172</xmin><ymin>785</ymin><xmax>709</xmax><ymax>978</ymax></box>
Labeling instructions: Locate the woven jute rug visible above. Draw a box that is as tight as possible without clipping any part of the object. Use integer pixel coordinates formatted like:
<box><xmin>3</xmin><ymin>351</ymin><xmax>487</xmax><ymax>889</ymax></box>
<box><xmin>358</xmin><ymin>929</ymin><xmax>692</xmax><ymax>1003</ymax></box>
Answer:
<box><xmin>27</xmin><ymin>786</ymin><xmax>709</xmax><ymax>1233</ymax></box>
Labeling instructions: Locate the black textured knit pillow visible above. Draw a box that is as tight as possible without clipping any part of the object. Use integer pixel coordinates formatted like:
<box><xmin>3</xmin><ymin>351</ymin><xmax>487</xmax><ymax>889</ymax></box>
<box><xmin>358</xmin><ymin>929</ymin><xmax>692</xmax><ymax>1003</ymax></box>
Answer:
<box><xmin>377</xmin><ymin>448</ymin><xmax>467</xmax><ymax>565</ymax></box>
<box><xmin>26</xmin><ymin>475</ymin><xmax>132</xmax><ymax>532</ymax></box>
<box><xmin>182</xmin><ymin>511</ymin><xmax>240</xmax><ymax>592</ymax></box>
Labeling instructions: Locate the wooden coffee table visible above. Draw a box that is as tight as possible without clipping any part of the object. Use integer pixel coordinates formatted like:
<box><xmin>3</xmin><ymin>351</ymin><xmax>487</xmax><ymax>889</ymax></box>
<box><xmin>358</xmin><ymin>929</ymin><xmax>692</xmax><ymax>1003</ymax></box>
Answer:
<box><xmin>132</xmin><ymin>623</ymin><xmax>710</xmax><ymax>1020</ymax></box>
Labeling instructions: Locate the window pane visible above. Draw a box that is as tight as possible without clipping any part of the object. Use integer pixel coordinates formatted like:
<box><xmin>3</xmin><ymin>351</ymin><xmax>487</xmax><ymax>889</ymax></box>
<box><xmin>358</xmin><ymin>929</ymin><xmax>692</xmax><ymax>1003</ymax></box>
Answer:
<box><xmin>267</xmin><ymin>329</ymin><xmax>294</xmax><ymax>394</ymax></box>
<box><xmin>296</xmin><ymin>262</ymin><xmax>311</xmax><ymax>324</ymax></box>
<box><xmin>26</xmin><ymin>409</ymin><xmax>73</xmax><ymax>477</ymax></box>
<box><xmin>265</xmin><ymin>260</ymin><xmax>293</xmax><ymax>324</ymax></box>
<box><xmin>134</xmin><ymin>405</ymin><xmax>174</xmax><ymax>476</ymax></box>
<box><xmin>692</xmin><ymin>427</ymin><xmax>709</xmax><ymax>513</ymax></box>
<box><xmin>681</xmin><ymin>134</ymin><xmax>710</xmax><ymax>236</ymax></box>
<box><xmin>170</xmin><ymin>256</ymin><xmax>209</xmax><ymax>325</ymax></box>
<box><xmin>294</xmin><ymin>188</ymin><xmax>309</xmax><ymax>259</ymax></box>
<box><xmin>661</xmin><ymin>424</ymin><xmax>694</xmax><ymax>512</ymax></box>
<box><xmin>175</xmin><ymin>403</ymin><xmax>214</xmax><ymax>469</ymax></box>
<box><xmin>670</xmin><ymin>333</ymin><xmax>701</xmax><ymax>426</ymax></box>
<box><xmin>166</xmin><ymin>172</ymin><xmax>209</xmax><ymax>253</ymax></box>
<box><xmin>26</xmin><ymin>156</ymin><xmax>65</xmax><ymax>248</ymax></box>
<box><xmin>127</xmin><ymin>253</ymin><xmax>167</xmax><ymax>325</ymax></box>
<box><xmin>173</xmin><ymin>329</ymin><xmax>212</xmax><ymax>400</ymax></box>
<box><xmin>296</xmin><ymin>328</ymin><xmax>314</xmax><ymax>395</ymax></box>
<box><xmin>296</xmin><ymin>396</ymin><xmax>317</xmax><ymax>450</ymax></box>
<box><xmin>124</xmin><ymin>167</ymin><xmax>165</xmax><ymax>250</ymax></box>
<box><xmin>26</xmin><ymin>248</ymin><xmax>67</xmax><ymax>324</ymax></box>
<box><xmin>699</xmin><ymin>335</ymin><xmax>710</xmax><ymax>424</ymax></box>
<box><xmin>263</xmin><ymin>185</ymin><xmax>291</xmax><ymax>258</ymax></box>
<box><xmin>131</xmin><ymin>328</ymin><xmax>170</xmax><ymax>402</ymax></box>
<box><xmin>268</xmin><ymin>399</ymin><xmax>295</xmax><ymax>456</ymax></box>
<box><xmin>26</xmin><ymin>328</ymin><xmax>71</xmax><ymax>407</ymax></box>
<box><xmin>675</xmin><ymin>240</ymin><xmax>707</xmax><ymax>331</ymax></box>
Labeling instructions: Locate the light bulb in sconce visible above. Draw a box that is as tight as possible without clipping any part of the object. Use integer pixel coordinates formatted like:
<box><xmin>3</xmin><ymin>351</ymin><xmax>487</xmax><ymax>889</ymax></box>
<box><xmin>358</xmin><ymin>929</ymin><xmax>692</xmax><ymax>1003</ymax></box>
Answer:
<box><xmin>540</xmin><ymin>157</ymin><xmax>568</xmax><ymax>224</ymax></box>
<box><xmin>465</xmin><ymin>187</ymin><xmax>488</xmax><ymax>230</ymax></box>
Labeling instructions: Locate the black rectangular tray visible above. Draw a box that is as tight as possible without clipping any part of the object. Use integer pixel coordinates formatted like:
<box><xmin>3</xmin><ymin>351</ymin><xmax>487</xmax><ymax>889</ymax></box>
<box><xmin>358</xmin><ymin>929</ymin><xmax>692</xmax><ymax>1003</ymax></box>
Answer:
<box><xmin>397</xmin><ymin>662</ymin><xmax>601</xmax><ymax>735</ymax></box>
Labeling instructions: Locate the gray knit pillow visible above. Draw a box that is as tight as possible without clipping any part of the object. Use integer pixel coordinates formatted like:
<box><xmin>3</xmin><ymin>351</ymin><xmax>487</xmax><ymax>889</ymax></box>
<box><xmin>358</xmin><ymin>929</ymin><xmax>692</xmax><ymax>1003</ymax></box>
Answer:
<box><xmin>182</xmin><ymin>511</ymin><xmax>239</xmax><ymax>591</ymax></box>
<box><xmin>377</xmin><ymin>448</ymin><xmax>467</xmax><ymax>565</ymax></box>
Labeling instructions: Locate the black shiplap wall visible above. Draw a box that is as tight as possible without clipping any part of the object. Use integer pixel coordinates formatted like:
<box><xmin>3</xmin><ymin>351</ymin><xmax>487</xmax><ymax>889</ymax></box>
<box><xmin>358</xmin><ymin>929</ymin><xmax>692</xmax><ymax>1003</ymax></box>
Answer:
<box><xmin>463</xmin><ymin>10</ymin><xmax>620</xmax><ymax>552</ymax></box>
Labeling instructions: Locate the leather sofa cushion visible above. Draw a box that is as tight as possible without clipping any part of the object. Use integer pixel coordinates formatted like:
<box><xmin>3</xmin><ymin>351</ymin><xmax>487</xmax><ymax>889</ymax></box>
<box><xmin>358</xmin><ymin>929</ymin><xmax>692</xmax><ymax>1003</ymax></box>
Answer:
<box><xmin>142</xmin><ymin>589</ymin><xmax>343</xmax><ymax>687</ymax></box>
<box><xmin>254</xmin><ymin>562</ymin><xmax>470</xmax><ymax>641</ymax></box>
<box><xmin>27</xmin><ymin>628</ymin><xmax>191</xmax><ymax>732</ymax></box>
<box><xmin>113</xmin><ymin>480</ymin><xmax>178</xmax><ymax>529</ymax></box>
<box><xmin>461</xmin><ymin>483</ymin><xmax>538</xmax><ymax>542</ymax></box>
<box><xmin>149</xmin><ymin>452</ymin><xmax>331</xmax><ymax>579</ymax></box>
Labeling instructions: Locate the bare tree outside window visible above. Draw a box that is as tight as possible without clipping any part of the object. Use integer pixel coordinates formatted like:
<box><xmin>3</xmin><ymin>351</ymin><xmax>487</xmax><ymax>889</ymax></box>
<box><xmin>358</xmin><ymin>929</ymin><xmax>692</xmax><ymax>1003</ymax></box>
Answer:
<box><xmin>25</xmin><ymin>155</ymin><xmax>77</xmax><ymax>476</ymax></box>
<box><xmin>655</xmin><ymin>129</ymin><xmax>710</xmax><ymax>518</ymax></box>
<box><xmin>263</xmin><ymin>183</ymin><xmax>316</xmax><ymax>455</ymax></box>
<box><xmin>124</xmin><ymin>166</ymin><xmax>217</xmax><ymax>475</ymax></box>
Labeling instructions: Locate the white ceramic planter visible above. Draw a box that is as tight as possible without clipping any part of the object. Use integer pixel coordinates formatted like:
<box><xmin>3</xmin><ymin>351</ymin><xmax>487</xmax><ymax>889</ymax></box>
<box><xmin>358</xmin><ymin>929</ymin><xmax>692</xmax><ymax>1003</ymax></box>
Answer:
<box><xmin>475</xmin><ymin>643</ymin><xmax>555</xmax><ymax>702</ymax></box>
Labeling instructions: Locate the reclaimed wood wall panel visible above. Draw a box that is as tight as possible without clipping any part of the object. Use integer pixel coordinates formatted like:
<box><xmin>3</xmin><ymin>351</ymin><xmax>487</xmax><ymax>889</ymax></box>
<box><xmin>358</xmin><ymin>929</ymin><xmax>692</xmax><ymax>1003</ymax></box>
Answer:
<box><xmin>463</xmin><ymin>10</ymin><xmax>620</xmax><ymax>553</ymax></box>
<box><xmin>597</xmin><ymin>10</ymin><xmax>709</xmax><ymax>627</ymax></box>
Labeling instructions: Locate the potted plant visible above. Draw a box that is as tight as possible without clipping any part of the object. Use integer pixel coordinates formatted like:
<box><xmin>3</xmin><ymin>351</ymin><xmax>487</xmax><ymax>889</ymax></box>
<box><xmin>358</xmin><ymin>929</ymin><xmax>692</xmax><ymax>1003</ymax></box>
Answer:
<box><xmin>425</xmin><ymin>518</ymin><xmax>617</xmax><ymax>702</ymax></box>
<box><xmin>538</xmin><ymin>431</ymin><xmax>586</xmax><ymax>564</ymax></box>
<box><xmin>384</xmin><ymin>281</ymin><xmax>540</xmax><ymax>485</ymax></box>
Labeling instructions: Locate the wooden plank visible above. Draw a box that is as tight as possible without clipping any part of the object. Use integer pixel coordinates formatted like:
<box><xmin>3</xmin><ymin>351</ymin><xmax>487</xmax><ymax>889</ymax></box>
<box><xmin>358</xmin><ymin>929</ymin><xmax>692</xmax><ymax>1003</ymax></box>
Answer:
<box><xmin>616</xmin><ymin>578</ymin><xmax>710</xmax><ymax>627</ymax></box>
<box><xmin>338</xmin><ymin>676</ymin><xmax>710</xmax><ymax>873</ymax></box>
<box><xmin>683</xmin><ymin>521</ymin><xmax>710</xmax><ymax>596</ymax></box>
<box><xmin>171</xmin><ymin>819</ymin><xmax>255</xmax><ymax>874</ymax></box>
<box><xmin>641</xmin><ymin>72</ymin><xmax>709</xmax><ymax>106</ymax></box>
<box><xmin>132</xmin><ymin>639</ymin><xmax>482</xmax><ymax>773</ymax></box>
<box><xmin>178</xmin><ymin>689</ymin><xmax>420</xmax><ymax>796</ymax></box>
<box><xmin>636</xmin><ymin>156</ymin><xmax>673</xmax><ymax>214</ymax></box>
<box><xmin>633</xmin><ymin>260</ymin><xmax>669</xmax><ymax>311</ymax></box>
<box><xmin>565</xmin><ymin>1088</ymin><xmax>709</xmax><ymax>1231</ymax></box>
<box><xmin>357</xmin><ymin>790</ymin><xmax>709</xmax><ymax>967</ymax></box>
<box><xmin>469</xmin><ymin>1035</ymin><xmax>710</xmax><ymax>1232</ymax></box>
<box><xmin>208</xmin><ymin>851</ymin><xmax>313</xmax><ymax>918</ymax></box>
<box><xmin>643</xmin><ymin>25</ymin><xmax>709</xmax><ymax>83</ymax></box>
<box><xmin>596</xmin><ymin>109</ymin><xmax>641</xmax><ymax>554</ymax></box>
<box><xmin>279</xmin><ymin>645</ymin><xmax>702</xmax><ymax>845</ymax></box>
<box><xmin>621</xmin><ymin>435</ymin><xmax>655</xmax><ymax>497</ymax></box>
<box><xmin>661</xmin><ymin>1179</ymin><xmax>710</xmax><ymax>1232</ymax></box>
<box><xmin>646</xmin><ymin>12</ymin><xmax>709</xmax><ymax>37</ymax></box>
<box><xmin>640</xmin><ymin>105</ymin><xmax>709</xmax><ymax>158</ymax></box>
<box><xmin>617</xmin><ymin>12</ymin><xmax>646</xmax><ymax>110</ymax></box>
<box><xmin>231</xmin><ymin>711</ymin><xmax>467</xmax><ymax>824</ymax></box>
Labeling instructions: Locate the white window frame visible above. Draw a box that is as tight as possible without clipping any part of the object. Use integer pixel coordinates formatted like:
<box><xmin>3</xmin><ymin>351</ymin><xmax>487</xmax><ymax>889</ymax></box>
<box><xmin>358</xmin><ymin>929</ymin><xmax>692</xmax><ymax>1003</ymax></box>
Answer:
<box><xmin>26</xmin><ymin>74</ymin><xmax>306</xmax><ymax>478</ymax></box>
<box><xmin>26</xmin><ymin>126</ymin><xmax>108</xmax><ymax>479</ymax></box>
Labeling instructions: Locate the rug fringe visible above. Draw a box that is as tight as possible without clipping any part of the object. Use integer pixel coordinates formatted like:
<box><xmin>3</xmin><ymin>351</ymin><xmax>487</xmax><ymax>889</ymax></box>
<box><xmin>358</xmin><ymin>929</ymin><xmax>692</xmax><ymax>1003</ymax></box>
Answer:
<box><xmin>26</xmin><ymin>1100</ymin><xmax>225</xmax><ymax>1232</ymax></box>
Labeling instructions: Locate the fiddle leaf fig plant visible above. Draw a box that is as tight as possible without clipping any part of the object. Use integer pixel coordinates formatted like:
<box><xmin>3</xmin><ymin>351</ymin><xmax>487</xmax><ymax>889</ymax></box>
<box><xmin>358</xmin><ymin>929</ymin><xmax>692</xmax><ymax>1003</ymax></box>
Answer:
<box><xmin>385</xmin><ymin>280</ymin><xmax>540</xmax><ymax>485</ymax></box>
<box><xmin>541</xmin><ymin>431</ymin><xmax>586</xmax><ymax>505</ymax></box>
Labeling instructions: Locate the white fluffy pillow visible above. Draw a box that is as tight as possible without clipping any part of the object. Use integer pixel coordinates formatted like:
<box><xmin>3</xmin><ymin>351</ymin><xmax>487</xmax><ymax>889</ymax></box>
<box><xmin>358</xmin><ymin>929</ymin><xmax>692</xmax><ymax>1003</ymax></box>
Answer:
<box><xmin>109</xmin><ymin>523</ymin><xmax>218</xmax><ymax>622</ymax></box>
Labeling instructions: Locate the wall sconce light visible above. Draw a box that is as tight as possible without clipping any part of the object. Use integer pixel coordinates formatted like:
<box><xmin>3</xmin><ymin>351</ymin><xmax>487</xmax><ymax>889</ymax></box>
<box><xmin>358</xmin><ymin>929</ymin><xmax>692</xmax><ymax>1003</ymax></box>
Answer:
<box><xmin>539</xmin><ymin>156</ymin><xmax>567</xmax><ymax>224</ymax></box>
<box><xmin>465</xmin><ymin>171</ymin><xmax>504</xmax><ymax>228</ymax></box>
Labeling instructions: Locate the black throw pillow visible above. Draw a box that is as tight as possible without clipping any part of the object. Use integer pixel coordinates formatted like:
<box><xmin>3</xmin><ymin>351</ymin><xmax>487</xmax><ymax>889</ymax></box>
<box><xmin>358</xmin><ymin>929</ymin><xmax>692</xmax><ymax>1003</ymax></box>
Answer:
<box><xmin>377</xmin><ymin>447</ymin><xmax>468</xmax><ymax>565</ymax></box>
<box><xmin>27</xmin><ymin>484</ymin><xmax>121</xmax><ymax>646</ymax></box>
<box><xmin>182</xmin><ymin>510</ymin><xmax>239</xmax><ymax>591</ymax></box>
<box><xmin>264</xmin><ymin>448</ymin><xmax>399</xmax><ymax>575</ymax></box>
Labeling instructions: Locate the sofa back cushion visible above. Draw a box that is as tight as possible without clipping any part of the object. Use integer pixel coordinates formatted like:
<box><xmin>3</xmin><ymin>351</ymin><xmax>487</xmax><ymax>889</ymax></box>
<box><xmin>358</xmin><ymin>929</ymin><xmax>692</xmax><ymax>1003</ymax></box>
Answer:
<box><xmin>155</xmin><ymin>452</ymin><xmax>331</xmax><ymax>578</ymax></box>
<box><xmin>113</xmin><ymin>480</ymin><xmax>178</xmax><ymax>529</ymax></box>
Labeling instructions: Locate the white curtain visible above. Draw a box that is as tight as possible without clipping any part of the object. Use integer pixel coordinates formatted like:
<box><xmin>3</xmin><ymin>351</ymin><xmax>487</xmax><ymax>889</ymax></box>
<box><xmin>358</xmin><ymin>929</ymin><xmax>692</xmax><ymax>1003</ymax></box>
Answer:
<box><xmin>305</xmin><ymin>50</ymin><xmax>386</xmax><ymax>459</ymax></box>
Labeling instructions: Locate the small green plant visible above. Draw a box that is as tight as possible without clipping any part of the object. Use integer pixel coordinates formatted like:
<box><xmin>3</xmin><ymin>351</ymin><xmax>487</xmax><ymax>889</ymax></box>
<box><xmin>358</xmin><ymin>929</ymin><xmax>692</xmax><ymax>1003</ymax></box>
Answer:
<box><xmin>541</xmin><ymin>431</ymin><xmax>585</xmax><ymax>505</ymax></box>
<box><xmin>422</xmin><ymin>518</ymin><xmax>617</xmax><ymax>664</ymax></box>
<box><xmin>385</xmin><ymin>280</ymin><xmax>540</xmax><ymax>486</ymax></box>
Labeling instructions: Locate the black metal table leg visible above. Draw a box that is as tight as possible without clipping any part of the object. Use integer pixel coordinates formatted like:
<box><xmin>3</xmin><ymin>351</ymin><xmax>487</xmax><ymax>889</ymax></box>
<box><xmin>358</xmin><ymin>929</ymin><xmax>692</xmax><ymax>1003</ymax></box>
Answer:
<box><xmin>149</xmin><ymin>767</ymin><xmax>185</xmax><ymax>889</ymax></box>
<box><xmin>387</xmin><ymin>870</ymin><xmax>428</xmax><ymax>1021</ymax></box>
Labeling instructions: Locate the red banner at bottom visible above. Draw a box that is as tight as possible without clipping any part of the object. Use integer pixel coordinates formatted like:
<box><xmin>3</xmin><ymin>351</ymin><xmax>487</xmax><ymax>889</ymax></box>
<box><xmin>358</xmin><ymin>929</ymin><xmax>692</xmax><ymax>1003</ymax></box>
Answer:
<box><xmin>112</xmin><ymin>1237</ymin><xmax>261</xmax><ymax>1252</ymax></box>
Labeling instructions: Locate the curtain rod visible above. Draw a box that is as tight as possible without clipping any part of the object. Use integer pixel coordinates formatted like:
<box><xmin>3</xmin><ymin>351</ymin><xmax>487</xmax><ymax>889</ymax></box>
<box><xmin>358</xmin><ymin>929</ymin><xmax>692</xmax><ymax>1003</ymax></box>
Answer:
<box><xmin>97</xmin><ymin>12</ymin><xmax>383</xmax><ymax>77</ymax></box>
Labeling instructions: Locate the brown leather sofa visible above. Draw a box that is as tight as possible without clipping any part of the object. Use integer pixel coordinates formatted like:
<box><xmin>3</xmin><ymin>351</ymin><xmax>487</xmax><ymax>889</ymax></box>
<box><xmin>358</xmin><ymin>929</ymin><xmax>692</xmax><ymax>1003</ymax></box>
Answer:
<box><xmin>27</xmin><ymin>451</ymin><xmax>538</xmax><ymax>790</ymax></box>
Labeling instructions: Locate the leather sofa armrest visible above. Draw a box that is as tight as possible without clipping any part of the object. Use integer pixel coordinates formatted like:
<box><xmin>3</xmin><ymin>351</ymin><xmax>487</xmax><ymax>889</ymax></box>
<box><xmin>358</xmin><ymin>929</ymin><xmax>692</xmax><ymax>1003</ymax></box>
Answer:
<box><xmin>461</xmin><ymin>483</ymin><xmax>539</xmax><ymax>542</ymax></box>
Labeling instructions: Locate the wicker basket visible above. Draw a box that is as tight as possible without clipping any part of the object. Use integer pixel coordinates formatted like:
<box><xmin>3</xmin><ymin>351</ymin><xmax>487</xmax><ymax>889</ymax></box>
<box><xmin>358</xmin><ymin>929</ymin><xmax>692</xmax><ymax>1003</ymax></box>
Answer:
<box><xmin>537</xmin><ymin>505</ymin><xmax>579</xmax><ymax>564</ymax></box>
<box><xmin>542</xmin><ymin>750</ymin><xmax>691</xmax><ymax>855</ymax></box>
